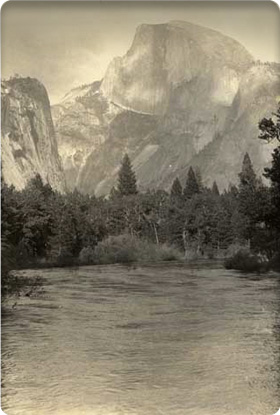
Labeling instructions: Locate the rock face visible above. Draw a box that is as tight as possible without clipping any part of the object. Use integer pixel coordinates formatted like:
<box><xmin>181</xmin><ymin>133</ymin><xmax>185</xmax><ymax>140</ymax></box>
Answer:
<box><xmin>52</xmin><ymin>80</ymin><xmax>122</xmax><ymax>190</ymax></box>
<box><xmin>101</xmin><ymin>21</ymin><xmax>253</xmax><ymax>115</ymax></box>
<box><xmin>1</xmin><ymin>77</ymin><xmax>66</xmax><ymax>192</ymax></box>
<box><xmin>53</xmin><ymin>21</ymin><xmax>280</xmax><ymax>195</ymax></box>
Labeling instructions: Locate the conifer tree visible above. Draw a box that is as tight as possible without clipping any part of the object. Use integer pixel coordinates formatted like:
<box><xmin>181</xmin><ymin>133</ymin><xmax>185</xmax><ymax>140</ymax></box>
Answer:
<box><xmin>170</xmin><ymin>177</ymin><xmax>183</xmax><ymax>204</ymax></box>
<box><xmin>117</xmin><ymin>154</ymin><xmax>138</xmax><ymax>196</ymax></box>
<box><xmin>237</xmin><ymin>153</ymin><xmax>259</xmax><ymax>243</ymax></box>
<box><xmin>194</xmin><ymin>167</ymin><xmax>203</xmax><ymax>191</ymax></box>
<box><xmin>109</xmin><ymin>186</ymin><xmax>119</xmax><ymax>200</ymax></box>
<box><xmin>228</xmin><ymin>183</ymin><xmax>239</xmax><ymax>198</ymax></box>
<box><xmin>20</xmin><ymin>174</ymin><xmax>55</xmax><ymax>257</ymax></box>
<box><xmin>167</xmin><ymin>178</ymin><xmax>185</xmax><ymax>249</ymax></box>
<box><xmin>212</xmin><ymin>181</ymin><xmax>220</xmax><ymax>196</ymax></box>
<box><xmin>183</xmin><ymin>167</ymin><xmax>200</xmax><ymax>200</ymax></box>
<box><xmin>259</xmin><ymin>104</ymin><xmax>280</xmax><ymax>240</ymax></box>
<box><xmin>238</xmin><ymin>153</ymin><xmax>258</xmax><ymax>216</ymax></box>
<box><xmin>238</xmin><ymin>153</ymin><xmax>257</xmax><ymax>190</ymax></box>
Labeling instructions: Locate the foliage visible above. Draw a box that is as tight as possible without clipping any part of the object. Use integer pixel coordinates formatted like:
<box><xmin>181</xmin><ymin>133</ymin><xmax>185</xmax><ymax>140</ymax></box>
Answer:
<box><xmin>93</xmin><ymin>234</ymin><xmax>182</xmax><ymax>265</ymax></box>
<box><xmin>117</xmin><ymin>153</ymin><xmax>138</xmax><ymax>196</ymax></box>
<box><xmin>2</xmin><ymin>112</ymin><xmax>280</xmax><ymax>280</ymax></box>
<box><xmin>258</xmin><ymin>103</ymin><xmax>280</xmax><ymax>250</ymax></box>
<box><xmin>212</xmin><ymin>181</ymin><xmax>220</xmax><ymax>196</ymax></box>
<box><xmin>224</xmin><ymin>250</ymin><xmax>268</xmax><ymax>273</ymax></box>
<box><xmin>258</xmin><ymin>105</ymin><xmax>280</xmax><ymax>143</ymax></box>
<box><xmin>78</xmin><ymin>246</ymin><xmax>96</xmax><ymax>265</ymax></box>
<box><xmin>170</xmin><ymin>177</ymin><xmax>183</xmax><ymax>204</ymax></box>
<box><xmin>183</xmin><ymin>167</ymin><xmax>200</xmax><ymax>200</ymax></box>
<box><xmin>268</xmin><ymin>252</ymin><xmax>280</xmax><ymax>272</ymax></box>
<box><xmin>93</xmin><ymin>234</ymin><xmax>138</xmax><ymax>264</ymax></box>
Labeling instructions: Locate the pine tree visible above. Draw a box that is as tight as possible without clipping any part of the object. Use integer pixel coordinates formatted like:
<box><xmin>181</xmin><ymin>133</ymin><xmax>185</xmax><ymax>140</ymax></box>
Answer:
<box><xmin>237</xmin><ymin>153</ymin><xmax>259</xmax><ymax>244</ymax></box>
<box><xmin>238</xmin><ymin>153</ymin><xmax>257</xmax><ymax>190</ymax></box>
<box><xmin>259</xmin><ymin>105</ymin><xmax>280</xmax><ymax>195</ymax></box>
<box><xmin>183</xmin><ymin>167</ymin><xmax>200</xmax><ymax>200</ymax></box>
<box><xmin>238</xmin><ymin>153</ymin><xmax>258</xmax><ymax>216</ymax></box>
<box><xmin>194</xmin><ymin>167</ymin><xmax>203</xmax><ymax>191</ymax></box>
<box><xmin>109</xmin><ymin>186</ymin><xmax>119</xmax><ymax>201</ymax></box>
<box><xmin>170</xmin><ymin>177</ymin><xmax>183</xmax><ymax>204</ymax></box>
<box><xmin>228</xmin><ymin>183</ymin><xmax>239</xmax><ymax>198</ymax></box>
<box><xmin>259</xmin><ymin>104</ymin><xmax>280</xmax><ymax>244</ymax></box>
<box><xmin>164</xmin><ymin>178</ymin><xmax>184</xmax><ymax>249</ymax></box>
<box><xmin>117</xmin><ymin>154</ymin><xmax>138</xmax><ymax>196</ymax></box>
<box><xmin>20</xmin><ymin>175</ymin><xmax>55</xmax><ymax>258</ymax></box>
<box><xmin>212</xmin><ymin>181</ymin><xmax>220</xmax><ymax>196</ymax></box>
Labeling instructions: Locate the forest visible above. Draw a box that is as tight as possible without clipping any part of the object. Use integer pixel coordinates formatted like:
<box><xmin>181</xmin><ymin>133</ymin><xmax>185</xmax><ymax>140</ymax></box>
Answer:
<box><xmin>2</xmin><ymin>105</ymin><xmax>280</xmax><ymax>298</ymax></box>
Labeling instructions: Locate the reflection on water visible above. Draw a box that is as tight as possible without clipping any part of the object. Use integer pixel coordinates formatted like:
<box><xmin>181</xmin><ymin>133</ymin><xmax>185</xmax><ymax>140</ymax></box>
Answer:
<box><xmin>2</xmin><ymin>262</ymin><xmax>280</xmax><ymax>415</ymax></box>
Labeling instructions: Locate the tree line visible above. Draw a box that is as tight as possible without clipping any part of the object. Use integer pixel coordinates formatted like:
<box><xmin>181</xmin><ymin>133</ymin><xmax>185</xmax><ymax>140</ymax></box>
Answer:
<box><xmin>2</xmin><ymin>105</ymin><xmax>280</xmax><ymax>276</ymax></box>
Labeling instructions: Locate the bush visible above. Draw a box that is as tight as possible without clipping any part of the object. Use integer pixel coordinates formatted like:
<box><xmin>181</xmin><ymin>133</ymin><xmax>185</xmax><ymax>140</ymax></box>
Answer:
<box><xmin>93</xmin><ymin>234</ymin><xmax>182</xmax><ymax>265</ymax></box>
<box><xmin>93</xmin><ymin>235</ymin><xmax>137</xmax><ymax>264</ymax></box>
<box><xmin>78</xmin><ymin>246</ymin><xmax>96</xmax><ymax>265</ymax></box>
<box><xmin>269</xmin><ymin>252</ymin><xmax>280</xmax><ymax>272</ymax></box>
<box><xmin>157</xmin><ymin>244</ymin><xmax>182</xmax><ymax>261</ymax></box>
<box><xmin>2</xmin><ymin>272</ymin><xmax>43</xmax><ymax>302</ymax></box>
<box><xmin>224</xmin><ymin>249</ymin><xmax>268</xmax><ymax>273</ymax></box>
<box><xmin>226</xmin><ymin>242</ymin><xmax>249</xmax><ymax>257</ymax></box>
<box><xmin>56</xmin><ymin>248</ymin><xmax>76</xmax><ymax>267</ymax></box>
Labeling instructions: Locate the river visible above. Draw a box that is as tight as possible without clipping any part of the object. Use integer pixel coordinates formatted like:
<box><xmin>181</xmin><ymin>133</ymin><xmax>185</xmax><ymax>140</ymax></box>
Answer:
<box><xmin>1</xmin><ymin>262</ymin><xmax>280</xmax><ymax>415</ymax></box>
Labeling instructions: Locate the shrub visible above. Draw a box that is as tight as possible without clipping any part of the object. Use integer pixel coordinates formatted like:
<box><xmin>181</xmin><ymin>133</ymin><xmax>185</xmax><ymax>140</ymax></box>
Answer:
<box><xmin>93</xmin><ymin>235</ymin><xmax>137</xmax><ymax>264</ymax></box>
<box><xmin>2</xmin><ymin>272</ymin><xmax>43</xmax><ymax>301</ymax></box>
<box><xmin>226</xmin><ymin>242</ymin><xmax>249</xmax><ymax>257</ymax></box>
<box><xmin>93</xmin><ymin>234</ymin><xmax>182</xmax><ymax>265</ymax></box>
<box><xmin>224</xmin><ymin>249</ymin><xmax>268</xmax><ymax>273</ymax></box>
<box><xmin>78</xmin><ymin>246</ymin><xmax>96</xmax><ymax>265</ymax></box>
<box><xmin>56</xmin><ymin>248</ymin><xmax>76</xmax><ymax>267</ymax></box>
<box><xmin>157</xmin><ymin>244</ymin><xmax>182</xmax><ymax>261</ymax></box>
<box><xmin>269</xmin><ymin>252</ymin><xmax>280</xmax><ymax>272</ymax></box>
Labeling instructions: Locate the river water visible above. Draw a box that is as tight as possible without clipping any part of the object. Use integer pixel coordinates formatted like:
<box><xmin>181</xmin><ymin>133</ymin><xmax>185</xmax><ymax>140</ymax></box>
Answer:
<box><xmin>1</xmin><ymin>262</ymin><xmax>280</xmax><ymax>415</ymax></box>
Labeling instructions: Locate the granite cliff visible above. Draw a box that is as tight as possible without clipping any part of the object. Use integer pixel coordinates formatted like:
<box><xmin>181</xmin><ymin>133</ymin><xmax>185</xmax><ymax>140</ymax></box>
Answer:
<box><xmin>1</xmin><ymin>77</ymin><xmax>66</xmax><ymax>192</ymax></box>
<box><xmin>50</xmin><ymin>21</ymin><xmax>279</xmax><ymax>194</ymax></box>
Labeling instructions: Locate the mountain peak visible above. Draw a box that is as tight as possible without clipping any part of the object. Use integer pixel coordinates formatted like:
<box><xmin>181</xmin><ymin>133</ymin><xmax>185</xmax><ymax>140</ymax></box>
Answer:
<box><xmin>101</xmin><ymin>20</ymin><xmax>253</xmax><ymax>115</ymax></box>
<box><xmin>52</xmin><ymin>21</ymin><xmax>279</xmax><ymax>197</ymax></box>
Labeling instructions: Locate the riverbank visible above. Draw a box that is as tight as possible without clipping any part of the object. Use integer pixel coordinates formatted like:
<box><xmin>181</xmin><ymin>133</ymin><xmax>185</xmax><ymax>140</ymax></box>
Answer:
<box><xmin>225</xmin><ymin>250</ymin><xmax>280</xmax><ymax>273</ymax></box>
<box><xmin>2</xmin><ymin>236</ymin><xmax>182</xmax><ymax>300</ymax></box>
<box><xmin>3</xmin><ymin>235</ymin><xmax>278</xmax><ymax>302</ymax></box>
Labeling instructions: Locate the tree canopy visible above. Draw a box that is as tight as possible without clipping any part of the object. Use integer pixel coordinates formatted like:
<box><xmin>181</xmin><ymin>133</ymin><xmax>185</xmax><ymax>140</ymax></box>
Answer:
<box><xmin>183</xmin><ymin>167</ymin><xmax>200</xmax><ymax>200</ymax></box>
<box><xmin>117</xmin><ymin>154</ymin><xmax>138</xmax><ymax>196</ymax></box>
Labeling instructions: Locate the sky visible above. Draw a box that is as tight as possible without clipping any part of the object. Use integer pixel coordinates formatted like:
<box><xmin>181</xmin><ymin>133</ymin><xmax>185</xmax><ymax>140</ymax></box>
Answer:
<box><xmin>1</xmin><ymin>1</ymin><xmax>280</xmax><ymax>104</ymax></box>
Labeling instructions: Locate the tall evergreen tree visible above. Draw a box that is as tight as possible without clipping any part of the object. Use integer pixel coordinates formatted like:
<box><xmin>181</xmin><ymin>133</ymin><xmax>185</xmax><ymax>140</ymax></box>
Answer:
<box><xmin>194</xmin><ymin>167</ymin><xmax>203</xmax><ymax>191</ymax></box>
<box><xmin>238</xmin><ymin>153</ymin><xmax>257</xmax><ymax>190</ymax></box>
<box><xmin>166</xmin><ymin>178</ymin><xmax>185</xmax><ymax>249</ymax></box>
<box><xmin>237</xmin><ymin>153</ymin><xmax>260</xmax><ymax>245</ymax></box>
<box><xmin>20</xmin><ymin>174</ymin><xmax>55</xmax><ymax>258</ymax></box>
<box><xmin>117</xmin><ymin>154</ymin><xmax>138</xmax><ymax>196</ymax></box>
<box><xmin>228</xmin><ymin>183</ymin><xmax>239</xmax><ymax>198</ymax></box>
<box><xmin>212</xmin><ymin>181</ymin><xmax>220</xmax><ymax>196</ymax></box>
<box><xmin>170</xmin><ymin>177</ymin><xmax>183</xmax><ymax>204</ymax></box>
<box><xmin>183</xmin><ymin>167</ymin><xmax>200</xmax><ymax>200</ymax></box>
<box><xmin>259</xmin><ymin>104</ymin><xmax>280</xmax><ymax>242</ymax></box>
<box><xmin>238</xmin><ymin>153</ymin><xmax>258</xmax><ymax>215</ymax></box>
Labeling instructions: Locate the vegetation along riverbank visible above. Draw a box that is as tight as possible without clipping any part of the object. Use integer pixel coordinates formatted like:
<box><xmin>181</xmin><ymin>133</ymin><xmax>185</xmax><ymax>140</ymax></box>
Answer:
<box><xmin>2</xmin><ymin>105</ymin><xmax>280</xmax><ymax>299</ymax></box>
